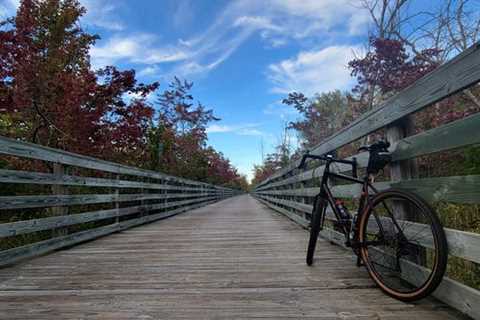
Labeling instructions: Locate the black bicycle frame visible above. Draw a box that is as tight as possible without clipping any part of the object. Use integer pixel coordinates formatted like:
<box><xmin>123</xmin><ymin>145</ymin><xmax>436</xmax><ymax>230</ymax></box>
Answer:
<box><xmin>315</xmin><ymin>157</ymin><xmax>377</xmax><ymax>243</ymax></box>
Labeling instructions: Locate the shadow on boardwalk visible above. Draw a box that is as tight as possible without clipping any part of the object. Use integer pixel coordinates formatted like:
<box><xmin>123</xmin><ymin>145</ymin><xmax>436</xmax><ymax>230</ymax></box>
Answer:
<box><xmin>0</xmin><ymin>195</ymin><xmax>468</xmax><ymax>319</ymax></box>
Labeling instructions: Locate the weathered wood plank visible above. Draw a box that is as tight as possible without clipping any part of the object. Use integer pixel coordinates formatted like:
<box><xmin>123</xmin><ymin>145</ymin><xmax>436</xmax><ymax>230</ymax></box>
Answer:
<box><xmin>257</xmin><ymin>181</ymin><xmax>390</xmax><ymax>198</ymax></box>
<box><xmin>0</xmin><ymin>136</ymin><xmax>213</xmax><ymax>187</ymax></box>
<box><xmin>364</xmin><ymin>215</ymin><xmax>480</xmax><ymax>264</ymax></box>
<box><xmin>257</xmin><ymin>194</ymin><xmax>312</xmax><ymax>213</ymax></box>
<box><xmin>257</xmin><ymin>188</ymin><xmax>319</xmax><ymax>197</ymax></box>
<box><xmin>394</xmin><ymin>112</ymin><xmax>480</xmax><ymax>161</ymax></box>
<box><xmin>393</xmin><ymin>175</ymin><xmax>480</xmax><ymax>204</ymax></box>
<box><xmin>256</xmin><ymin>152</ymin><xmax>370</xmax><ymax>191</ymax></box>
<box><xmin>0</xmin><ymin>169</ymin><xmax>217</xmax><ymax>192</ymax></box>
<box><xmin>0</xmin><ymin>197</ymin><xmax>216</xmax><ymax>237</ymax></box>
<box><xmin>396</xmin><ymin>220</ymin><xmax>480</xmax><ymax>264</ymax></box>
<box><xmin>0</xmin><ymin>192</ymin><xmax>220</xmax><ymax>210</ymax></box>
<box><xmin>0</xmin><ymin>200</ymin><xmax>216</xmax><ymax>267</ymax></box>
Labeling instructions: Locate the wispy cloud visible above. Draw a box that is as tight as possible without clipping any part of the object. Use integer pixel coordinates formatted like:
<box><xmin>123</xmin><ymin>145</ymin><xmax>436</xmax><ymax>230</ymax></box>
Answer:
<box><xmin>267</xmin><ymin>45</ymin><xmax>360</xmax><ymax>96</ymax></box>
<box><xmin>206</xmin><ymin>124</ymin><xmax>233</xmax><ymax>133</ymax></box>
<box><xmin>138</xmin><ymin>65</ymin><xmax>162</xmax><ymax>77</ymax></box>
<box><xmin>90</xmin><ymin>5</ymin><xmax>255</xmax><ymax>76</ymax></box>
<box><xmin>207</xmin><ymin>123</ymin><xmax>266</xmax><ymax>137</ymax></box>
<box><xmin>90</xmin><ymin>34</ymin><xmax>188</xmax><ymax>69</ymax></box>
<box><xmin>89</xmin><ymin>0</ymin><xmax>369</xmax><ymax>77</ymax></box>
<box><xmin>173</xmin><ymin>0</ymin><xmax>195</xmax><ymax>30</ymax></box>
<box><xmin>238</xmin><ymin>128</ymin><xmax>264</xmax><ymax>136</ymax></box>
<box><xmin>82</xmin><ymin>0</ymin><xmax>125</xmax><ymax>31</ymax></box>
<box><xmin>233</xmin><ymin>16</ymin><xmax>282</xmax><ymax>32</ymax></box>
<box><xmin>263</xmin><ymin>101</ymin><xmax>299</xmax><ymax>120</ymax></box>
<box><xmin>227</xmin><ymin>0</ymin><xmax>370</xmax><ymax>43</ymax></box>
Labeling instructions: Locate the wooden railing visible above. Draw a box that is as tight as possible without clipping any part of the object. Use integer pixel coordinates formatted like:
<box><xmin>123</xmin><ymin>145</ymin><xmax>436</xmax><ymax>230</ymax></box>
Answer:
<box><xmin>0</xmin><ymin>136</ymin><xmax>239</xmax><ymax>267</ymax></box>
<box><xmin>253</xmin><ymin>42</ymin><xmax>480</xmax><ymax>319</ymax></box>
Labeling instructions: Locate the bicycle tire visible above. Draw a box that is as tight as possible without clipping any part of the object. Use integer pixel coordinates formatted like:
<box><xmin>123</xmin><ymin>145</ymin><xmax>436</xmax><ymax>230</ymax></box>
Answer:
<box><xmin>306</xmin><ymin>196</ymin><xmax>325</xmax><ymax>266</ymax></box>
<box><xmin>358</xmin><ymin>188</ymin><xmax>448</xmax><ymax>301</ymax></box>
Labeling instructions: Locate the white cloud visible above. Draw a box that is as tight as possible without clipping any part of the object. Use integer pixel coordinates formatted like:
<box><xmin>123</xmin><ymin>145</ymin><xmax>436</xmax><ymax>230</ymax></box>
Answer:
<box><xmin>267</xmin><ymin>45</ymin><xmax>360</xmax><ymax>96</ymax></box>
<box><xmin>253</xmin><ymin>0</ymin><xmax>370</xmax><ymax>40</ymax></box>
<box><xmin>206</xmin><ymin>124</ymin><xmax>233</xmax><ymax>133</ymax></box>
<box><xmin>90</xmin><ymin>34</ymin><xmax>189</xmax><ymax>69</ymax></box>
<box><xmin>238</xmin><ymin>128</ymin><xmax>263</xmax><ymax>136</ymax></box>
<box><xmin>233</xmin><ymin>16</ymin><xmax>282</xmax><ymax>32</ymax></box>
<box><xmin>263</xmin><ymin>101</ymin><xmax>299</xmax><ymax>119</ymax></box>
<box><xmin>138</xmin><ymin>65</ymin><xmax>161</xmax><ymax>77</ymax></box>
<box><xmin>90</xmin><ymin>2</ymin><xmax>255</xmax><ymax>77</ymax></box>
<box><xmin>81</xmin><ymin>0</ymin><xmax>126</xmax><ymax>31</ymax></box>
<box><xmin>143</xmin><ymin>50</ymin><xmax>188</xmax><ymax>64</ymax></box>
<box><xmin>207</xmin><ymin>123</ymin><xmax>265</xmax><ymax>137</ymax></box>
<box><xmin>348</xmin><ymin>11</ymin><xmax>371</xmax><ymax>36</ymax></box>
<box><xmin>269</xmin><ymin>38</ymin><xmax>287</xmax><ymax>48</ymax></box>
<box><xmin>271</xmin><ymin>0</ymin><xmax>354</xmax><ymax>19</ymax></box>
<box><xmin>88</xmin><ymin>0</ymin><xmax>370</xmax><ymax>78</ymax></box>
<box><xmin>177</xmin><ymin>0</ymin><xmax>369</xmax><ymax>73</ymax></box>
<box><xmin>173</xmin><ymin>0</ymin><xmax>194</xmax><ymax>29</ymax></box>
<box><xmin>124</xmin><ymin>90</ymin><xmax>156</xmax><ymax>104</ymax></box>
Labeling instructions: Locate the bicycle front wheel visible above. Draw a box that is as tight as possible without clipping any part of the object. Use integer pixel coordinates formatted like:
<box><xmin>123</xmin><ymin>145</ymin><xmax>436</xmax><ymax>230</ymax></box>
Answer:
<box><xmin>358</xmin><ymin>188</ymin><xmax>447</xmax><ymax>301</ymax></box>
<box><xmin>306</xmin><ymin>196</ymin><xmax>325</xmax><ymax>266</ymax></box>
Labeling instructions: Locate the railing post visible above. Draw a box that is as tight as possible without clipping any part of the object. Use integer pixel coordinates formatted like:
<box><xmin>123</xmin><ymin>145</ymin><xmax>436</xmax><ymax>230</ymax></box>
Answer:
<box><xmin>115</xmin><ymin>174</ymin><xmax>120</xmax><ymax>223</ymax></box>
<box><xmin>386</xmin><ymin>116</ymin><xmax>424</xmax><ymax>264</ymax></box>
<box><xmin>140</xmin><ymin>177</ymin><xmax>147</xmax><ymax>218</ymax></box>
<box><xmin>162</xmin><ymin>179</ymin><xmax>167</xmax><ymax>212</ymax></box>
<box><xmin>300</xmin><ymin>178</ymin><xmax>307</xmax><ymax>220</ymax></box>
<box><xmin>386</xmin><ymin>116</ymin><xmax>418</xmax><ymax>181</ymax></box>
<box><xmin>52</xmin><ymin>163</ymin><xmax>68</xmax><ymax>236</ymax></box>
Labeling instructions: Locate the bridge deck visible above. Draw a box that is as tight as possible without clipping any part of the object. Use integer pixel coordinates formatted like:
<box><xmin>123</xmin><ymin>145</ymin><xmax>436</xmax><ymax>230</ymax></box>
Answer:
<box><xmin>0</xmin><ymin>195</ymin><xmax>466</xmax><ymax>319</ymax></box>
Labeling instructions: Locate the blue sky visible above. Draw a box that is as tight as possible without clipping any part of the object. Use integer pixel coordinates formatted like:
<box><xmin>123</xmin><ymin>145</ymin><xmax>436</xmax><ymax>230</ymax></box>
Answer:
<box><xmin>1</xmin><ymin>0</ymin><xmax>375</xmax><ymax>181</ymax></box>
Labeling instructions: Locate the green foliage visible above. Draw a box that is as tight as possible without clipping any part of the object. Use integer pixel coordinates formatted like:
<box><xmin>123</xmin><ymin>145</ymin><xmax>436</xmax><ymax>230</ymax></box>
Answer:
<box><xmin>464</xmin><ymin>145</ymin><xmax>480</xmax><ymax>174</ymax></box>
<box><xmin>285</xmin><ymin>90</ymin><xmax>351</xmax><ymax>149</ymax></box>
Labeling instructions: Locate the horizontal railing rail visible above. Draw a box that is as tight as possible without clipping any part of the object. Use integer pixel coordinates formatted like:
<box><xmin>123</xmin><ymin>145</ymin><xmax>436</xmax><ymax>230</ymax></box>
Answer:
<box><xmin>0</xmin><ymin>136</ymin><xmax>240</xmax><ymax>266</ymax></box>
<box><xmin>253</xmin><ymin>41</ymin><xmax>480</xmax><ymax>319</ymax></box>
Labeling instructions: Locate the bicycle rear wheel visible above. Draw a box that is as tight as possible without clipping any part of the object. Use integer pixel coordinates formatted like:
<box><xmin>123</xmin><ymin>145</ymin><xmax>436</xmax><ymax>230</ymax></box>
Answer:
<box><xmin>306</xmin><ymin>196</ymin><xmax>325</xmax><ymax>266</ymax></box>
<box><xmin>358</xmin><ymin>189</ymin><xmax>447</xmax><ymax>301</ymax></box>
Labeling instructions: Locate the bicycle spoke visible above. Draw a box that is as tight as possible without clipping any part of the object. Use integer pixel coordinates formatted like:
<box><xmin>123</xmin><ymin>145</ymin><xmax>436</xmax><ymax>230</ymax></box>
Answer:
<box><xmin>362</xmin><ymin>192</ymin><xmax>445</xmax><ymax>297</ymax></box>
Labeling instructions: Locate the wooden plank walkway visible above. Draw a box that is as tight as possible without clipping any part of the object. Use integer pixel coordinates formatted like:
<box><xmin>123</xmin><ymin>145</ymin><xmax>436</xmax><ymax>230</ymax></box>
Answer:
<box><xmin>0</xmin><ymin>195</ymin><xmax>468</xmax><ymax>319</ymax></box>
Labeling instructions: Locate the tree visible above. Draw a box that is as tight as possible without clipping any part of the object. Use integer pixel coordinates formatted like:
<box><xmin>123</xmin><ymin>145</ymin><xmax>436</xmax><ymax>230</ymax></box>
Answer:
<box><xmin>151</xmin><ymin>77</ymin><xmax>219</xmax><ymax>176</ymax></box>
<box><xmin>283</xmin><ymin>90</ymin><xmax>351</xmax><ymax>149</ymax></box>
<box><xmin>359</xmin><ymin>0</ymin><xmax>480</xmax><ymax>108</ymax></box>
<box><xmin>251</xmin><ymin>158</ymin><xmax>280</xmax><ymax>186</ymax></box>
<box><xmin>348</xmin><ymin>37</ymin><xmax>440</xmax><ymax>103</ymax></box>
<box><xmin>0</xmin><ymin>0</ymin><xmax>159</xmax><ymax>165</ymax></box>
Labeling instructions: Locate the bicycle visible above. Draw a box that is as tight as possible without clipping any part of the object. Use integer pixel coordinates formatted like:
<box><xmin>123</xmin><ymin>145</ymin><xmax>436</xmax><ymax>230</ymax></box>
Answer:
<box><xmin>298</xmin><ymin>141</ymin><xmax>448</xmax><ymax>301</ymax></box>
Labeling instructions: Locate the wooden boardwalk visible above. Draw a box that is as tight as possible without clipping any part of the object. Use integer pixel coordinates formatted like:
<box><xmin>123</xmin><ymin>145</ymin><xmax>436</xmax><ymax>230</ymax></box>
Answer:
<box><xmin>0</xmin><ymin>195</ymin><xmax>467</xmax><ymax>319</ymax></box>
